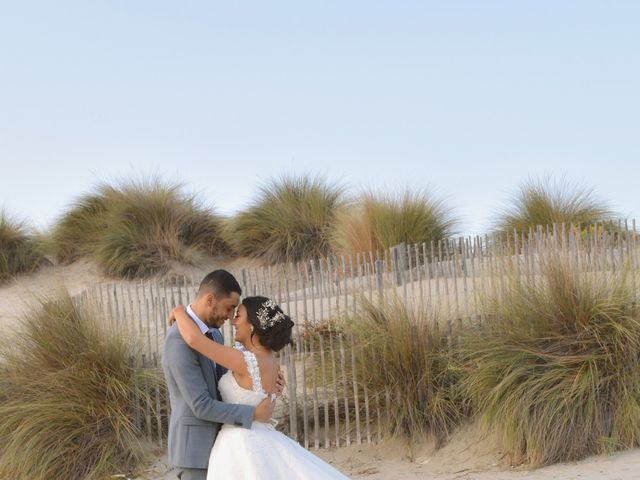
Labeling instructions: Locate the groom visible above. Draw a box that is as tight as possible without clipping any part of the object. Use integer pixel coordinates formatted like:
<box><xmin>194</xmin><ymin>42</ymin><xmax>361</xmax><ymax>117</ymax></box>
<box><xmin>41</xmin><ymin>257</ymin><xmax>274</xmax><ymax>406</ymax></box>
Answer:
<box><xmin>162</xmin><ymin>270</ymin><xmax>275</xmax><ymax>480</ymax></box>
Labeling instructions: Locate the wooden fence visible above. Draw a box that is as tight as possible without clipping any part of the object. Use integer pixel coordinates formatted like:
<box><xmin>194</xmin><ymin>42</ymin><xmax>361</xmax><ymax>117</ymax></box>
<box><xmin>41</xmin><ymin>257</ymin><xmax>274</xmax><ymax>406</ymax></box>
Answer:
<box><xmin>73</xmin><ymin>221</ymin><xmax>640</xmax><ymax>449</ymax></box>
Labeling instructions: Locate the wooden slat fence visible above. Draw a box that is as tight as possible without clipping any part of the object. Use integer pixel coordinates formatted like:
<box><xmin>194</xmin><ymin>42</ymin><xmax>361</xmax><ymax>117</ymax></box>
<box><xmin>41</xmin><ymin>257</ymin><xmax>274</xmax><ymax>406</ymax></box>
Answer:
<box><xmin>73</xmin><ymin>221</ymin><xmax>640</xmax><ymax>449</ymax></box>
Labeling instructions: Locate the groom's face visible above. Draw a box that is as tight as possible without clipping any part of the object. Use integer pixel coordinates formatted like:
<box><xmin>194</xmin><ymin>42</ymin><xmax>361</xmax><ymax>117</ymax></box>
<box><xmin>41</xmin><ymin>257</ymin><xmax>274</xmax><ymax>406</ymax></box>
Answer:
<box><xmin>205</xmin><ymin>291</ymin><xmax>240</xmax><ymax>328</ymax></box>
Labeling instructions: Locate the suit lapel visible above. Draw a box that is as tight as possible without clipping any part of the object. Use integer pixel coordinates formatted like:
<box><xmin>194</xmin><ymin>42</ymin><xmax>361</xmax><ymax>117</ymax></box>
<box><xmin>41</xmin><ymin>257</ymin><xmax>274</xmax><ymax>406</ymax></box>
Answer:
<box><xmin>210</xmin><ymin>329</ymin><xmax>227</xmax><ymax>379</ymax></box>
<box><xmin>184</xmin><ymin>308</ymin><xmax>219</xmax><ymax>395</ymax></box>
<box><xmin>199</xmin><ymin>351</ymin><xmax>219</xmax><ymax>398</ymax></box>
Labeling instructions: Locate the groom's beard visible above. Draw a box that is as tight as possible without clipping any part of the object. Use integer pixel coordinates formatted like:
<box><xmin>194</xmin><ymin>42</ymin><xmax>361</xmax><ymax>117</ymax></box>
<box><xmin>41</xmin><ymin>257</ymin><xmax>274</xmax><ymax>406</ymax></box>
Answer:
<box><xmin>206</xmin><ymin>314</ymin><xmax>227</xmax><ymax>329</ymax></box>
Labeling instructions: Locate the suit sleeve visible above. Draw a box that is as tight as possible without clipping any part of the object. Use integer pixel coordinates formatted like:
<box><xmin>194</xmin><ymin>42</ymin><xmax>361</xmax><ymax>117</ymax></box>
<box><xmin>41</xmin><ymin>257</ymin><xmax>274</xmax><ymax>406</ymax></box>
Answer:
<box><xmin>164</xmin><ymin>333</ymin><xmax>254</xmax><ymax>428</ymax></box>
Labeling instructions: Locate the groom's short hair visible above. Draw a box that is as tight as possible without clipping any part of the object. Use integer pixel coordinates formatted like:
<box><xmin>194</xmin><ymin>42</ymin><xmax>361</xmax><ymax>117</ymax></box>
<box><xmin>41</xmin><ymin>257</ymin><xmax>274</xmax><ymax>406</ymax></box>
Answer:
<box><xmin>198</xmin><ymin>270</ymin><xmax>242</xmax><ymax>299</ymax></box>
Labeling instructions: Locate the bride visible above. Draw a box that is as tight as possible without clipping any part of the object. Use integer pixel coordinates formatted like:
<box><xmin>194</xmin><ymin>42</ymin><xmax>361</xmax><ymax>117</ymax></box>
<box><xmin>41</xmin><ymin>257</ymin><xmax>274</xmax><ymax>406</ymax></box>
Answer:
<box><xmin>171</xmin><ymin>296</ymin><xmax>350</xmax><ymax>480</ymax></box>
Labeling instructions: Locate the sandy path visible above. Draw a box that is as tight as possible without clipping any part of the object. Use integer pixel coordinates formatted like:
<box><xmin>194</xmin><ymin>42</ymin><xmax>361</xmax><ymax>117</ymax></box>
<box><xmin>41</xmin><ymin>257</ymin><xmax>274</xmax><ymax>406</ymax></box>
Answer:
<box><xmin>137</xmin><ymin>441</ymin><xmax>640</xmax><ymax>480</ymax></box>
<box><xmin>132</xmin><ymin>425</ymin><xmax>640</xmax><ymax>480</ymax></box>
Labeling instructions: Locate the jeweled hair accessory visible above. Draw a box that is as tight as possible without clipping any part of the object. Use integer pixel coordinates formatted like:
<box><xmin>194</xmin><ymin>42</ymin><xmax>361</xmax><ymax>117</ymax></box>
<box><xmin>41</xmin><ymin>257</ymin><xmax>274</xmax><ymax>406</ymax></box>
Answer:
<box><xmin>257</xmin><ymin>299</ymin><xmax>286</xmax><ymax>329</ymax></box>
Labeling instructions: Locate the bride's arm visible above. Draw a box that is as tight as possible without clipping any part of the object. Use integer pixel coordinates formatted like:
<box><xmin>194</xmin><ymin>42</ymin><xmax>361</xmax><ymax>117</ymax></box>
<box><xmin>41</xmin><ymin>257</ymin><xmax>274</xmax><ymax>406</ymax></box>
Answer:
<box><xmin>172</xmin><ymin>305</ymin><xmax>248</xmax><ymax>375</ymax></box>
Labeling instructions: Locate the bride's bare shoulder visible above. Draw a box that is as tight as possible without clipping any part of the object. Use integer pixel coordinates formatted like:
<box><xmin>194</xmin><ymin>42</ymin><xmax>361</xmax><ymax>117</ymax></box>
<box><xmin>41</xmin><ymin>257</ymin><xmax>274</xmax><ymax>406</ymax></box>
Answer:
<box><xmin>253</xmin><ymin>351</ymin><xmax>278</xmax><ymax>392</ymax></box>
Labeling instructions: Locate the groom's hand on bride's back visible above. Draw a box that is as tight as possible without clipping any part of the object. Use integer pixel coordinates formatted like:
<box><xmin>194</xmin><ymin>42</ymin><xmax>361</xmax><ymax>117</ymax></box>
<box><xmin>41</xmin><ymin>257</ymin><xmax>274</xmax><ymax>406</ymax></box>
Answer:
<box><xmin>275</xmin><ymin>368</ymin><xmax>286</xmax><ymax>395</ymax></box>
<box><xmin>253</xmin><ymin>397</ymin><xmax>274</xmax><ymax>422</ymax></box>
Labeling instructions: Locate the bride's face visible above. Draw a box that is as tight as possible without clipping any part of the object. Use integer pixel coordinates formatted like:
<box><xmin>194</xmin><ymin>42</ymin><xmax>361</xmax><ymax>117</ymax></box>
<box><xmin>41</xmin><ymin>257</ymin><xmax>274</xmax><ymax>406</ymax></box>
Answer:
<box><xmin>231</xmin><ymin>304</ymin><xmax>252</xmax><ymax>344</ymax></box>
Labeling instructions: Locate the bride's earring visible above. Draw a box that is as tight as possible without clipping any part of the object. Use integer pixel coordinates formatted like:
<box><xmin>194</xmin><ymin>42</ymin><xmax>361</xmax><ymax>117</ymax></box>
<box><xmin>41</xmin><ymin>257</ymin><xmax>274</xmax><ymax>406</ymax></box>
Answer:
<box><xmin>250</xmin><ymin>326</ymin><xmax>254</xmax><ymax>333</ymax></box>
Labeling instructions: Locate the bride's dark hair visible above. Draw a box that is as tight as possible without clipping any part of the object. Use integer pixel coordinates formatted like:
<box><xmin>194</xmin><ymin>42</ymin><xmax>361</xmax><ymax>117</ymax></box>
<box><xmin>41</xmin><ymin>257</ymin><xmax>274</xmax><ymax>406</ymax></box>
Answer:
<box><xmin>242</xmin><ymin>296</ymin><xmax>294</xmax><ymax>352</ymax></box>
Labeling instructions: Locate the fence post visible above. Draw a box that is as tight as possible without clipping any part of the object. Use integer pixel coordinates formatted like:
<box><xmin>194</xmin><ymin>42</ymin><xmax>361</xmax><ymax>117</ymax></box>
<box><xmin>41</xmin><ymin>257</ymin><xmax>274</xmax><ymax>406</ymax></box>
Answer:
<box><xmin>391</xmin><ymin>242</ymin><xmax>407</xmax><ymax>286</ymax></box>
<box><xmin>241</xmin><ymin>268</ymin><xmax>248</xmax><ymax>292</ymax></box>
<box><xmin>375</xmin><ymin>259</ymin><xmax>384</xmax><ymax>304</ymax></box>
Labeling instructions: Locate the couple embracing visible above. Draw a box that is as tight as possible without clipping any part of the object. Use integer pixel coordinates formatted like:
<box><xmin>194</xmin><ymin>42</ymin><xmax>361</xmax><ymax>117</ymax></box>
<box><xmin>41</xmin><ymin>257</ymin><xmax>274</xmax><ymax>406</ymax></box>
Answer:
<box><xmin>162</xmin><ymin>270</ymin><xmax>350</xmax><ymax>479</ymax></box>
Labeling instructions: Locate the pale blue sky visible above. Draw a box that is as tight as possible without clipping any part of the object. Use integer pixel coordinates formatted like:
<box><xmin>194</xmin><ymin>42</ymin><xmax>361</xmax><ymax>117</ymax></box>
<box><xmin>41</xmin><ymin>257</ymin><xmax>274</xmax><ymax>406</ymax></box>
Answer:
<box><xmin>1</xmin><ymin>1</ymin><xmax>638</xmax><ymax>235</ymax></box>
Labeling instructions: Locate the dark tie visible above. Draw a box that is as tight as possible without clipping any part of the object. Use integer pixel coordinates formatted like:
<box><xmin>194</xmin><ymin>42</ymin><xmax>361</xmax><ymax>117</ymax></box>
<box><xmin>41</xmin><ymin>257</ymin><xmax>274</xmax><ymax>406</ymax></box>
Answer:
<box><xmin>205</xmin><ymin>330</ymin><xmax>226</xmax><ymax>379</ymax></box>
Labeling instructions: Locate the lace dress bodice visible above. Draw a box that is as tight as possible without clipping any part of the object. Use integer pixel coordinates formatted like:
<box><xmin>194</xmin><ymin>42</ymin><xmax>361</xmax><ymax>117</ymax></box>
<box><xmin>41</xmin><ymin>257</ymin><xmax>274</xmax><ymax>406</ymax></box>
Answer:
<box><xmin>207</xmin><ymin>350</ymin><xmax>351</xmax><ymax>478</ymax></box>
<box><xmin>217</xmin><ymin>350</ymin><xmax>271</xmax><ymax>407</ymax></box>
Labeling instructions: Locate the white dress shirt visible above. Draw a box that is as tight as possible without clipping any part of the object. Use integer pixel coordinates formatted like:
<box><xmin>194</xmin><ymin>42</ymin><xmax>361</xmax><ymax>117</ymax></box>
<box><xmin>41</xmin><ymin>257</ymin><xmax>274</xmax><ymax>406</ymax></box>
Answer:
<box><xmin>186</xmin><ymin>304</ymin><xmax>212</xmax><ymax>335</ymax></box>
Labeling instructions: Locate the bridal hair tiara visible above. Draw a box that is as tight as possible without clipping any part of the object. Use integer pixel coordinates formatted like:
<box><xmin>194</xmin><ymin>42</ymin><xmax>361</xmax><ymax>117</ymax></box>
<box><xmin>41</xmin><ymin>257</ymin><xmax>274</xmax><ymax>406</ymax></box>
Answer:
<box><xmin>256</xmin><ymin>299</ymin><xmax>286</xmax><ymax>329</ymax></box>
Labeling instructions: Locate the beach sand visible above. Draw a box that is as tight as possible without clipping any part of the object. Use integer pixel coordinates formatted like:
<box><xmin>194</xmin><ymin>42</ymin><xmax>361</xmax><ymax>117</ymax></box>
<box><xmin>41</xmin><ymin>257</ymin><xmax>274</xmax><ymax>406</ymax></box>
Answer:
<box><xmin>135</xmin><ymin>433</ymin><xmax>640</xmax><ymax>480</ymax></box>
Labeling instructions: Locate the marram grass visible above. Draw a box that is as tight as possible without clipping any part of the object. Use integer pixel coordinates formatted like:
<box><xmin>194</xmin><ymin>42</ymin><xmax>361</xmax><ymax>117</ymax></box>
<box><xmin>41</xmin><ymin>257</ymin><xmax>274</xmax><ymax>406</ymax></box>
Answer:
<box><xmin>462</xmin><ymin>253</ymin><xmax>640</xmax><ymax>466</ymax></box>
<box><xmin>345</xmin><ymin>296</ymin><xmax>464</xmax><ymax>445</ymax></box>
<box><xmin>50</xmin><ymin>178</ymin><xmax>229</xmax><ymax>277</ymax></box>
<box><xmin>0</xmin><ymin>211</ymin><xmax>46</xmax><ymax>283</ymax></box>
<box><xmin>496</xmin><ymin>176</ymin><xmax>613</xmax><ymax>237</ymax></box>
<box><xmin>333</xmin><ymin>190</ymin><xmax>455</xmax><ymax>255</ymax></box>
<box><xmin>226</xmin><ymin>175</ymin><xmax>346</xmax><ymax>264</ymax></box>
<box><xmin>0</xmin><ymin>293</ymin><xmax>161</xmax><ymax>480</ymax></box>
<box><xmin>49</xmin><ymin>191</ymin><xmax>111</xmax><ymax>263</ymax></box>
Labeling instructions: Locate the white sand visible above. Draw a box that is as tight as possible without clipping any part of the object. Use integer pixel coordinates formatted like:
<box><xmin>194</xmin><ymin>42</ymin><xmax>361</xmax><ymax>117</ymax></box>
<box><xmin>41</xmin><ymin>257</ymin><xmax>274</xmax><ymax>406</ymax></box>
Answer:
<box><xmin>0</xmin><ymin>260</ymin><xmax>105</xmax><ymax>331</ymax></box>
<box><xmin>135</xmin><ymin>432</ymin><xmax>640</xmax><ymax>480</ymax></box>
<box><xmin>3</xmin><ymin>263</ymin><xmax>640</xmax><ymax>479</ymax></box>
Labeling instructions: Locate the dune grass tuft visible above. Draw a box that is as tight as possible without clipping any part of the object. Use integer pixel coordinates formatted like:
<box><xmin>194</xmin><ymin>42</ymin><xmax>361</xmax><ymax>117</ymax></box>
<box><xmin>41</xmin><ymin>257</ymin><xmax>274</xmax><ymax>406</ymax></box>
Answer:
<box><xmin>49</xmin><ymin>191</ymin><xmax>111</xmax><ymax>263</ymax></box>
<box><xmin>51</xmin><ymin>178</ymin><xmax>229</xmax><ymax>277</ymax></box>
<box><xmin>462</xmin><ymin>253</ymin><xmax>640</xmax><ymax>466</ymax></box>
<box><xmin>346</xmin><ymin>296</ymin><xmax>464</xmax><ymax>445</ymax></box>
<box><xmin>0</xmin><ymin>211</ymin><xmax>46</xmax><ymax>283</ymax></box>
<box><xmin>226</xmin><ymin>175</ymin><xmax>346</xmax><ymax>264</ymax></box>
<box><xmin>496</xmin><ymin>176</ymin><xmax>613</xmax><ymax>236</ymax></box>
<box><xmin>0</xmin><ymin>292</ymin><xmax>161</xmax><ymax>480</ymax></box>
<box><xmin>333</xmin><ymin>190</ymin><xmax>455</xmax><ymax>255</ymax></box>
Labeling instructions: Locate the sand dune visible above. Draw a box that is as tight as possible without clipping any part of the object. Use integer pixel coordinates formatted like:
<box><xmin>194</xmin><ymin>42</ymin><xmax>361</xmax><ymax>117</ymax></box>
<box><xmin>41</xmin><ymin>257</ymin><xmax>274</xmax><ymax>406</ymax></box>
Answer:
<box><xmin>2</xmin><ymin>262</ymin><xmax>640</xmax><ymax>480</ymax></box>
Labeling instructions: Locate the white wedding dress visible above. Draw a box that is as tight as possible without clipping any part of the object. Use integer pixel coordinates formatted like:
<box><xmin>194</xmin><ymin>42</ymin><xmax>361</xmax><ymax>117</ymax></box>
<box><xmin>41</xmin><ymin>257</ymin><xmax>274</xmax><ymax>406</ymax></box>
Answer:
<box><xmin>206</xmin><ymin>351</ymin><xmax>350</xmax><ymax>480</ymax></box>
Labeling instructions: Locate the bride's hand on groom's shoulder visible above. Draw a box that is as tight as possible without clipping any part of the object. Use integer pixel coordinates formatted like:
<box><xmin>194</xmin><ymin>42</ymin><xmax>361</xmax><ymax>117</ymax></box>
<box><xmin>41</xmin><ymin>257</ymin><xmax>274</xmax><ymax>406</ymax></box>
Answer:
<box><xmin>167</xmin><ymin>305</ymin><xmax>184</xmax><ymax>326</ymax></box>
